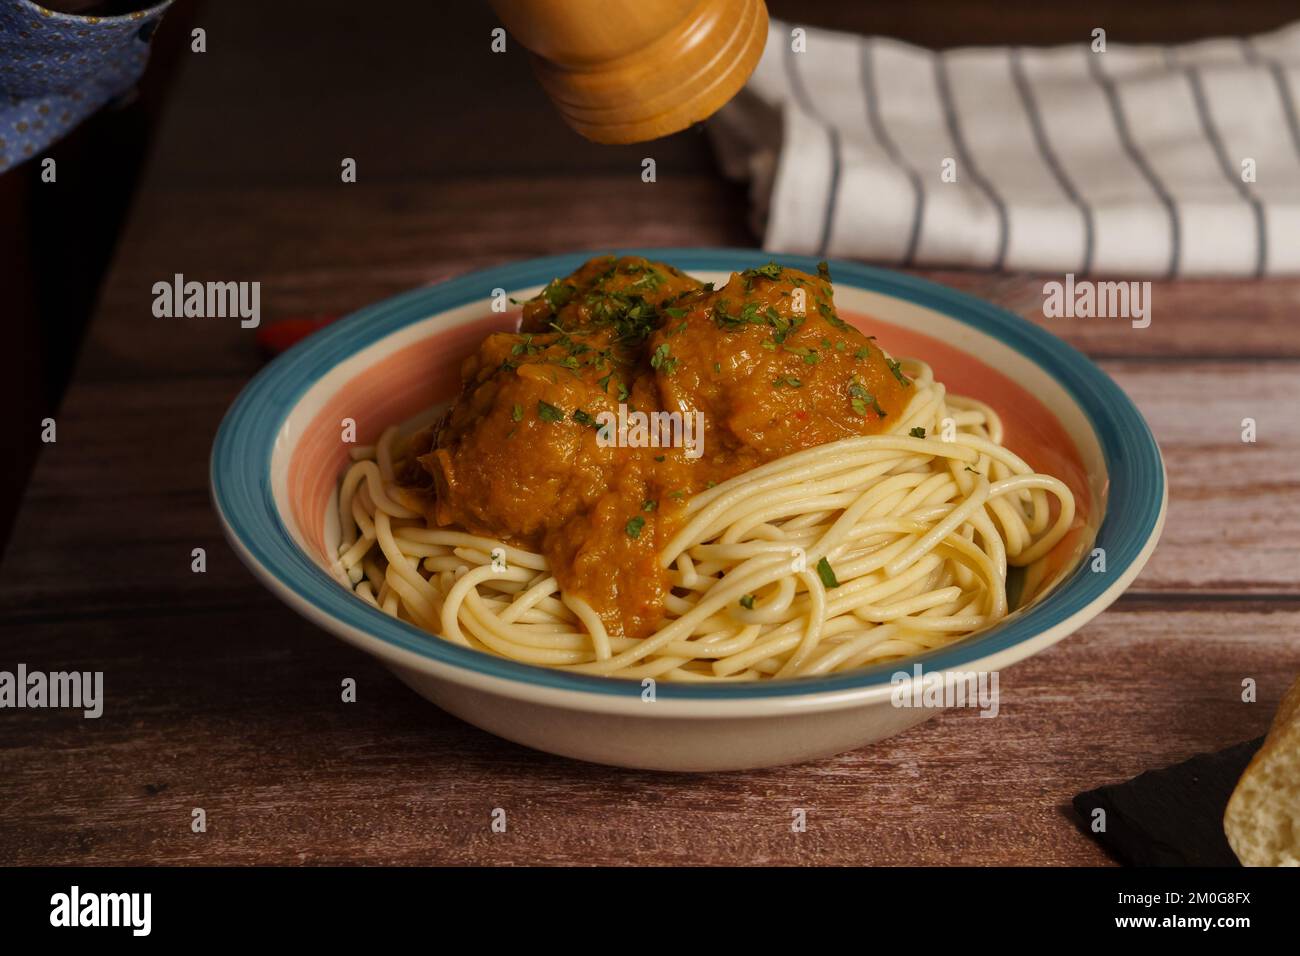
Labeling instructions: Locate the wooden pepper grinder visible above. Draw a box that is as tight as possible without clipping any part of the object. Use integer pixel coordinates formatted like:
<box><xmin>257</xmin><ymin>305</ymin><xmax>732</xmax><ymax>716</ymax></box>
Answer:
<box><xmin>489</xmin><ymin>0</ymin><xmax>769</xmax><ymax>144</ymax></box>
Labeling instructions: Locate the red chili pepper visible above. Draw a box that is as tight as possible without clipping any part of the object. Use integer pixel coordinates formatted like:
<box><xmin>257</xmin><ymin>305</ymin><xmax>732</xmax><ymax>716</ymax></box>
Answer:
<box><xmin>256</xmin><ymin>315</ymin><xmax>339</xmax><ymax>356</ymax></box>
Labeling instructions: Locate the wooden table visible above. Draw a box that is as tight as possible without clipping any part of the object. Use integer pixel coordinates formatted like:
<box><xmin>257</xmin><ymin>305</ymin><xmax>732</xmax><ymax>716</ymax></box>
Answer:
<box><xmin>2</xmin><ymin>0</ymin><xmax>1297</xmax><ymax>866</ymax></box>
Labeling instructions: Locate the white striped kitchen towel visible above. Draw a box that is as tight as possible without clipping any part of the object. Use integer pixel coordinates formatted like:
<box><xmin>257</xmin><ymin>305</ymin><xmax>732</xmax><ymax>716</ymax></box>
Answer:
<box><xmin>708</xmin><ymin>19</ymin><xmax>1300</xmax><ymax>276</ymax></box>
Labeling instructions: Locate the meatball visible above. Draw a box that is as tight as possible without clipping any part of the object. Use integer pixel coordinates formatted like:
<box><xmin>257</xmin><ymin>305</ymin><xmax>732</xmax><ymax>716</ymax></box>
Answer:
<box><xmin>647</xmin><ymin>264</ymin><xmax>912</xmax><ymax>463</ymax></box>
<box><xmin>419</xmin><ymin>326</ymin><xmax>636</xmax><ymax>541</ymax></box>
<box><xmin>520</xmin><ymin>255</ymin><xmax>703</xmax><ymax>335</ymax></box>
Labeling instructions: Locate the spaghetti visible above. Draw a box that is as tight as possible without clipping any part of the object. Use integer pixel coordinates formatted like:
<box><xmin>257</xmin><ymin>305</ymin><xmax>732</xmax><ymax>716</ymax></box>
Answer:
<box><xmin>331</xmin><ymin>358</ymin><xmax>1077</xmax><ymax>681</ymax></box>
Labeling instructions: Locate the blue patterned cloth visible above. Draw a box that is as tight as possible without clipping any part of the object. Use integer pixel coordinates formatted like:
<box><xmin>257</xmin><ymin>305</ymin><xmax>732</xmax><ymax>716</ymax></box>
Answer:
<box><xmin>0</xmin><ymin>0</ymin><xmax>172</xmax><ymax>173</ymax></box>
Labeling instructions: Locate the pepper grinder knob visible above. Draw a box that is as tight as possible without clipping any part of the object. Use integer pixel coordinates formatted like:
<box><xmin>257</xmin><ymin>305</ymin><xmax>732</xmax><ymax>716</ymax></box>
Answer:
<box><xmin>489</xmin><ymin>0</ymin><xmax>769</xmax><ymax>144</ymax></box>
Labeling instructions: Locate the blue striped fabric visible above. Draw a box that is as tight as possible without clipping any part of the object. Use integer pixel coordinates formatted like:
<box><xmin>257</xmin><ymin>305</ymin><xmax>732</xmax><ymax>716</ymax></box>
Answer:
<box><xmin>710</xmin><ymin>19</ymin><xmax>1300</xmax><ymax>276</ymax></box>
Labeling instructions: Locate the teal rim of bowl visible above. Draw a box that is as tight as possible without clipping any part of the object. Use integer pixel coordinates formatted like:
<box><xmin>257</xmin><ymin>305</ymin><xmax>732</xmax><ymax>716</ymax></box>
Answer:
<box><xmin>211</xmin><ymin>248</ymin><xmax>1164</xmax><ymax>700</ymax></box>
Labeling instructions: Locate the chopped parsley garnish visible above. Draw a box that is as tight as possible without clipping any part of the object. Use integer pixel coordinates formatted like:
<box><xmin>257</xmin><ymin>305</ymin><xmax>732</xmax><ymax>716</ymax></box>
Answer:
<box><xmin>887</xmin><ymin>358</ymin><xmax>912</xmax><ymax>386</ymax></box>
<box><xmin>816</xmin><ymin>557</ymin><xmax>840</xmax><ymax>589</ymax></box>
<box><xmin>773</xmin><ymin>375</ymin><xmax>802</xmax><ymax>389</ymax></box>
<box><xmin>511</xmin><ymin>404</ymin><xmax>523</xmax><ymax>422</ymax></box>
<box><xmin>818</xmin><ymin>301</ymin><xmax>850</xmax><ymax>330</ymax></box>
<box><xmin>539</xmin><ymin>279</ymin><xmax>575</xmax><ymax>312</ymax></box>
<box><xmin>641</xmin><ymin>499</ymin><xmax>656</xmax><ymax>512</ymax></box>
<box><xmin>573</xmin><ymin>284</ymin><xmax>665</xmax><ymax>343</ymax></box>
<box><xmin>741</xmin><ymin>261</ymin><xmax>783</xmax><ymax>282</ymax></box>
<box><xmin>625</xmin><ymin>516</ymin><xmax>646</xmax><ymax>540</ymax></box>
<box><xmin>650</xmin><ymin>342</ymin><xmax>679</xmax><ymax>375</ymax></box>
<box><xmin>572</xmin><ymin>409</ymin><xmax>600</xmax><ymax>429</ymax></box>
<box><xmin>739</xmin><ymin>594</ymin><xmax>756</xmax><ymax>610</ymax></box>
<box><xmin>848</xmin><ymin>381</ymin><xmax>885</xmax><ymax>417</ymax></box>
<box><xmin>713</xmin><ymin>298</ymin><xmax>804</xmax><ymax>343</ymax></box>
<box><xmin>629</xmin><ymin>268</ymin><xmax>665</xmax><ymax>291</ymax></box>
<box><xmin>537</xmin><ymin>400</ymin><xmax>564</xmax><ymax>423</ymax></box>
<box><xmin>511</xmin><ymin>334</ymin><xmax>541</xmax><ymax>357</ymax></box>
<box><xmin>909</xmin><ymin>427</ymin><xmax>926</xmax><ymax>438</ymax></box>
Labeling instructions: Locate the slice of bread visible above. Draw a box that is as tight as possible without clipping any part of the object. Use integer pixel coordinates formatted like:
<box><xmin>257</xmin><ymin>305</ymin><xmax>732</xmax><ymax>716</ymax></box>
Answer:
<box><xmin>1224</xmin><ymin>676</ymin><xmax>1300</xmax><ymax>866</ymax></box>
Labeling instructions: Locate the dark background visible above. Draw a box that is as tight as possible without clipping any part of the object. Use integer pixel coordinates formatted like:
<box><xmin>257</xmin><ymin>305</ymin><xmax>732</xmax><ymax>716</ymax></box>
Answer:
<box><xmin>3</xmin><ymin>0</ymin><xmax>1297</xmax><ymax>551</ymax></box>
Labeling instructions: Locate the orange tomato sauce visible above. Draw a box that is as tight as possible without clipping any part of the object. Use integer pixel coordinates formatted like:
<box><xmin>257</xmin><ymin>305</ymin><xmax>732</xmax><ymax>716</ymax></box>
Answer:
<box><xmin>399</xmin><ymin>256</ymin><xmax>914</xmax><ymax>638</ymax></box>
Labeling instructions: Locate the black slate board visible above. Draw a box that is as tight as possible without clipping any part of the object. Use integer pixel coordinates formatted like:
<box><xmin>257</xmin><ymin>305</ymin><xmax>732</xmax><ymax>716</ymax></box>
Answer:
<box><xmin>1073</xmin><ymin>737</ymin><xmax>1265</xmax><ymax>866</ymax></box>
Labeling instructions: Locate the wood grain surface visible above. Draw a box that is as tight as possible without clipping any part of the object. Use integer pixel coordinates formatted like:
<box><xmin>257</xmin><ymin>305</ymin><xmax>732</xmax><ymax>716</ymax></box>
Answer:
<box><xmin>1</xmin><ymin>0</ymin><xmax>1298</xmax><ymax>866</ymax></box>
